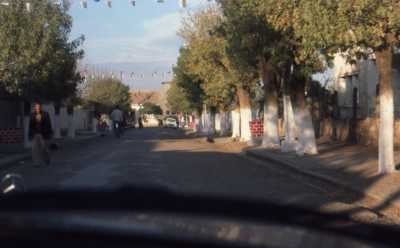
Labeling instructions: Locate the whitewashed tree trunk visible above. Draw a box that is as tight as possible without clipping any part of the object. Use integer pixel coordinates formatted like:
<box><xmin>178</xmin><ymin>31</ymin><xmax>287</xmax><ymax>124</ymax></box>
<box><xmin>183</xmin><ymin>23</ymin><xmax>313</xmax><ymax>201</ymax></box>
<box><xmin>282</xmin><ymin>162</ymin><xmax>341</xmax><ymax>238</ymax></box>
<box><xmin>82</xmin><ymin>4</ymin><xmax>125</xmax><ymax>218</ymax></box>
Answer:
<box><xmin>220</xmin><ymin>112</ymin><xmax>229</xmax><ymax>136</ymax></box>
<box><xmin>293</xmin><ymin>81</ymin><xmax>318</xmax><ymax>156</ymax></box>
<box><xmin>262</xmin><ymin>92</ymin><xmax>280</xmax><ymax>148</ymax></box>
<box><xmin>231</xmin><ymin>106</ymin><xmax>241</xmax><ymax>140</ymax></box>
<box><xmin>281</xmin><ymin>94</ymin><xmax>297</xmax><ymax>152</ymax></box>
<box><xmin>376</xmin><ymin>46</ymin><xmax>395</xmax><ymax>174</ymax></box>
<box><xmin>207</xmin><ymin>111</ymin><xmax>216</xmax><ymax>141</ymax></box>
<box><xmin>194</xmin><ymin>112</ymin><xmax>202</xmax><ymax>133</ymax></box>
<box><xmin>202</xmin><ymin>107</ymin><xmax>209</xmax><ymax>134</ymax></box>
<box><xmin>215</xmin><ymin>113</ymin><xmax>221</xmax><ymax>134</ymax></box>
<box><xmin>92</xmin><ymin>118</ymin><xmax>98</xmax><ymax>133</ymax></box>
<box><xmin>260</xmin><ymin>61</ymin><xmax>280</xmax><ymax>148</ymax></box>
<box><xmin>54</xmin><ymin>114</ymin><xmax>62</xmax><ymax>139</ymax></box>
<box><xmin>23</xmin><ymin>116</ymin><xmax>31</xmax><ymax>148</ymax></box>
<box><xmin>67</xmin><ymin>114</ymin><xmax>75</xmax><ymax>138</ymax></box>
<box><xmin>237</xmin><ymin>87</ymin><xmax>252</xmax><ymax>142</ymax></box>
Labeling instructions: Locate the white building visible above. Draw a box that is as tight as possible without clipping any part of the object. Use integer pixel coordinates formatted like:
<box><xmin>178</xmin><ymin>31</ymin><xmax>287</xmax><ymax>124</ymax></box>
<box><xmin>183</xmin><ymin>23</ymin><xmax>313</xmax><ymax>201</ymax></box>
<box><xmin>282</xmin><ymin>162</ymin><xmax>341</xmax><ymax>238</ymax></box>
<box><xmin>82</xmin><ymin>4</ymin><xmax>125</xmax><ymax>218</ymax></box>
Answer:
<box><xmin>333</xmin><ymin>53</ymin><xmax>400</xmax><ymax>118</ymax></box>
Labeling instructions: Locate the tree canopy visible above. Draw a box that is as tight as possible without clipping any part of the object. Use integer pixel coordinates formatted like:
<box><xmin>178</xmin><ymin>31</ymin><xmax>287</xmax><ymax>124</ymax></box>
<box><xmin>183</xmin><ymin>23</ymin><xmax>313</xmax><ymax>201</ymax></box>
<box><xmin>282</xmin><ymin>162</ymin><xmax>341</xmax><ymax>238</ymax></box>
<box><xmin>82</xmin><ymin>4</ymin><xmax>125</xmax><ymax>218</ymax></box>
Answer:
<box><xmin>84</xmin><ymin>78</ymin><xmax>131</xmax><ymax>113</ymax></box>
<box><xmin>178</xmin><ymin>7</ymin><xmax>239</xmax><ymax>111</ymax></box>
<box><xmin>0</xmin><ymin>0</ymin><xmax>84</xmax><ymax>103</ymax></box>
<box><xmin>166</xmin><ymin>81</ymin><xmax>193</xmax><ymax>113</ymax></box>
<box><xmin>173</xmin><ymin>47</ymin><xmax>205</xmax><ymax>114</ymax></box>
<box><xmin>141</xmin><ymin>102</ymin><xmax>163</xmax><ymax>115</ymax></box>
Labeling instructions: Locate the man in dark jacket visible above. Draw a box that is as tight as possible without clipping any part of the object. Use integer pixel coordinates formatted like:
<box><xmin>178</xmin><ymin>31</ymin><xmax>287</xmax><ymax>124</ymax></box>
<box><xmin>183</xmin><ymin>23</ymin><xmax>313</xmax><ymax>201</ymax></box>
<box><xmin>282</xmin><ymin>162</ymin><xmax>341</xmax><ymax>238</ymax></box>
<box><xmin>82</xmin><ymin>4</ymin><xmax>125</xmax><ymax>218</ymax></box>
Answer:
<box><xmin>29</xmin><ymin>102</ymin><xmax>53</xmax><ymax>167</ymax></box>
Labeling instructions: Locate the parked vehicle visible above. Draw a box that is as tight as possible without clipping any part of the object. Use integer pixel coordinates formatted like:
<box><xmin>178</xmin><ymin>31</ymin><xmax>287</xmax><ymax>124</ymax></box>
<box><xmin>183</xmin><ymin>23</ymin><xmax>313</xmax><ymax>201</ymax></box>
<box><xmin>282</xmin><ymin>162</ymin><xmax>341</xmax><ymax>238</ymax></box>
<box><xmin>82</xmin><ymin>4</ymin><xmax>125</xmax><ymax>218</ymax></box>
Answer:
<box><xmin>164</xmin><ymin>117</ymin><xmax>178</xmax><ymax>128</ymax></box>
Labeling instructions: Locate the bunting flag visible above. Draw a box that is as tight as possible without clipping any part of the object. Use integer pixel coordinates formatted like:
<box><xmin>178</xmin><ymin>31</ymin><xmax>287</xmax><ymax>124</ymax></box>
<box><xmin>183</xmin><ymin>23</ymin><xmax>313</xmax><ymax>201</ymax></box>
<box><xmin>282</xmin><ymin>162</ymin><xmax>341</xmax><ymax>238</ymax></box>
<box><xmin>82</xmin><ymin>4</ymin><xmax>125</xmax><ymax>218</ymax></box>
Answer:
<box><xmin>80</xmin><ymin>0</ymin><xmax>87</xmax><ymax>8</ymax></box>
<box><xmin>25</xmin><ymin>2</ymin><xmax>31</xmax><ymax>12</ymax></box>
<box><xmin>179</xmin><ymin>0</ymin><xmax>187</xmax><ymax>8</ymax></box>
<box><xmin>73</xmin><ymin>0</ymin><xmax>192</xmax><ymax>9</ymax></box>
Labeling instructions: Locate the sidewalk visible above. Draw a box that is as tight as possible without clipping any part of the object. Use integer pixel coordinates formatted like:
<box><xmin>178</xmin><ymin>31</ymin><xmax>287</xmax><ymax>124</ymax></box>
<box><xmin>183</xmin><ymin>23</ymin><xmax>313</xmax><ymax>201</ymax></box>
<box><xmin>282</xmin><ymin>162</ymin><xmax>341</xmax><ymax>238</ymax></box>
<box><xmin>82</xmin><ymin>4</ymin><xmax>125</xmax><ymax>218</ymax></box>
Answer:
<box><xmin>245</xmin><ymin>140</ymin><xmax>400</xmax><ymax>218</ymax></box>
<box><xmin>0</xmin><ymin>132</ymin><xmax>99</xmax><ymax>169</ymax></box>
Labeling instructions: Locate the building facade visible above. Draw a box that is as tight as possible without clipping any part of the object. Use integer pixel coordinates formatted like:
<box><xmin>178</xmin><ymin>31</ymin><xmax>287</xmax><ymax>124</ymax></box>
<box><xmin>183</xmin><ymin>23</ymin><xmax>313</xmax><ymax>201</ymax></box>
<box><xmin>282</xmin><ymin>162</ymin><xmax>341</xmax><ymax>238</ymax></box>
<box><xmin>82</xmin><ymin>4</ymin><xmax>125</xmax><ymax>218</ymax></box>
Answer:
<box><xmin>333</xmin><ymin>53</ymin><xmax>400</xmax><ymax>119</ymax></box>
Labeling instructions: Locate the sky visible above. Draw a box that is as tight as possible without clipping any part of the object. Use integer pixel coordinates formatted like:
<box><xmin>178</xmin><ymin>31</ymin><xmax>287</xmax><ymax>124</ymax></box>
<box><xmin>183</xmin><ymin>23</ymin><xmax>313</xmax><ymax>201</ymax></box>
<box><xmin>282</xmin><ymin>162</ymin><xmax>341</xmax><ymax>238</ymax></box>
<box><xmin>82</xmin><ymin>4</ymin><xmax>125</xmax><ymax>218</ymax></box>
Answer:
<box><xmin>69</xmin><ymin>0</ymin><xmax>212</xmax><ymax>90</ymax></box>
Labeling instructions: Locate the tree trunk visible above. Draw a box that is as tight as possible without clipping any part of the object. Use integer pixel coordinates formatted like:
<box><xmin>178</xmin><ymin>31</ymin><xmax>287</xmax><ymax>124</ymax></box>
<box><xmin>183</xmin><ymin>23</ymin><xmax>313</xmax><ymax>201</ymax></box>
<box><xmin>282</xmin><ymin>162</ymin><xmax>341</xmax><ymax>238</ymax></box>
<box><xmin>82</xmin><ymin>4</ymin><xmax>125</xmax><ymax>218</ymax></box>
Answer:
<box><xmin>207</xmin><ymin>109</ymin><xmax>216</xmax><ymax>142</ymax></box>
<box><xmin>67</xmin><ymin>106</ymin><xmax>75</xmax><ymax>139</ymax></box>
<box><xmin>54</xmin><ymin>115</ymin><xmax>62</xmax><ymax>139</ymax></box>
<box><xmin>376</xmin><ymin>46</ymin><xmax>395</xmax><ymax>174</ymax></box>
<box><xmin>202</xmin><ymin>104</ymin><xmax>209</xmax><ymax>134</ymax></box>
<box><xmin>281</xmin><ymin>91</ymin><xmax>297</xmax><ymax>152</ymax></box>
<box><xmin>194</xmin><ymin>111</ymin><xmax>202</xmax><ymax>133</ymax></box>
<box><xmin>260</xmin><ymin>60</ymin><xmax>280</xmax><ymax>148</ymax></box>
<box><xmin>237</xmin><ymin>86</ymin><xmax>252</xmax><ymax>142</ymax></box>
<box><xmin>54</xmin><ymin>104</ymin><xmax>62</xmax><ymax>139</ymax></box>
<box><xmin>219</xmin><ymin>111</ymin><xmax>229</xmax><ymax>136</ymax></box>
<box><xmin>231</xmin><ymin>105</ymin><xmax>241</xmax><ymax>140</ymax></box>
<box><xmin>23</xmin><ymin>101</ymin><xmax>31</xmax><ymax>148</ymax></box>
<box><xmin>293</xmin><ymin>79</ymin><xmax>318</xmax><ymax>155</ymax></box>
<box><xmin>215</xmin><ymin>112</ymin><xmax>221</xmax><ymax>134</ymax></box>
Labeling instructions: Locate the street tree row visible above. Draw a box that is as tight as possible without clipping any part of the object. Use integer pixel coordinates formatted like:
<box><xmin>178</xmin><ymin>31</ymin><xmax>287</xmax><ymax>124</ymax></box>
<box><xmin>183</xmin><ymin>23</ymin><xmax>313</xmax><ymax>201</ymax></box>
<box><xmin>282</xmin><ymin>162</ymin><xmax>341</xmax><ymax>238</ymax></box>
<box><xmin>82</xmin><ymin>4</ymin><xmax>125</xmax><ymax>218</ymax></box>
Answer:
<box><xmin>169</xmin><ymin>0</ymin><xmax>400</xmax><ymax>174</ymax></box>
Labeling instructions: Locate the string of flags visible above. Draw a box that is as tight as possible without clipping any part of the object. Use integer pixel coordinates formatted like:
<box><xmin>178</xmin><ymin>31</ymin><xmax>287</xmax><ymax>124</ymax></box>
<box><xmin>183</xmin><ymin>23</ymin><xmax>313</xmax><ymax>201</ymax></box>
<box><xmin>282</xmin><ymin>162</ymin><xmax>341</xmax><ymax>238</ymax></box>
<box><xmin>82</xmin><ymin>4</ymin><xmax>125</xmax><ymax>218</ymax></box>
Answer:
<box><xmin>81</xmin><ymin>69</ymin><xmax>173</xmax><ymax>81</ymax></box>
<box><xmin>79</xmin><ymin>0</ymin><xmax>191</xmax><ymax>9</ymax></box>
<box><xmin>1</xmin><ymin>0</ymin><xmax>214</xmax><ymax>13</ymax></box>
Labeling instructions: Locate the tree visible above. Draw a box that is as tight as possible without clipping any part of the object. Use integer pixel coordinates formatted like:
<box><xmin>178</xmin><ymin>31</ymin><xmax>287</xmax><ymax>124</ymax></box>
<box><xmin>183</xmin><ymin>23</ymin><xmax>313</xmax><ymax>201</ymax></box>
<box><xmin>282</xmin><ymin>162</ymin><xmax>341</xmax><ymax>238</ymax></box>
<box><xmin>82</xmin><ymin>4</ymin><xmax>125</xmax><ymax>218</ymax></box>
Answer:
<box><xmin>178</xmin><ymin>6</ymin><xmax>239</xmax><ymax>137</ymax></box>
<box><xmin>173</xmin><ymin>47</ymin><xmax>205</xmax><ymax>132</ymax></box>
<box><xmin>141</xmin><ymin>102</ymin><xmax>163</xmax><ymax>115</ymax></box>
<box><xmin>179</xmin><ymin>7</ymin><xmax>236</xmax><ymax>111</ymax></box>
<box><xmin>84</xmin><ymin>78</ymin><xmax>131</xmax><ymax>113</ymax></box>
<box><xmin>167</xmin><ymin>81</ymin><xmax>193</xmax><ymax>113</ymax></box>
<box><xmin>297</xmin><ymin>0</ymin><xmax>400</xmax><ymax>173</ymax></box>
<box><xmin>251</xmin><ymin>0</ymin><xmax>326</xmax><ymax>155</ymax></box>
<box><xmin>0</xmin><ymin>0</ymin><xmax>83</xmax><ymax>102</ymax></box>
<box><xmin>217</xmin><ymin>0</ymin><xmax>282</xmax><ymax>144</ymax></box>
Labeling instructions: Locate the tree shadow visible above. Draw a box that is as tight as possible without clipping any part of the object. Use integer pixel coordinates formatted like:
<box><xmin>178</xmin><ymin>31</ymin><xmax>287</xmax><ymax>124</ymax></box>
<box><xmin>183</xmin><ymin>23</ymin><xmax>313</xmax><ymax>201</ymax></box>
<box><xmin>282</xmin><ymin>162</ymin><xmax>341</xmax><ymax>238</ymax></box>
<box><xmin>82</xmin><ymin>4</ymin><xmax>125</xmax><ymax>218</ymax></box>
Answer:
<box><xmin>3</xmin><ymin>127</ymin><xmax>400</xmax><ymax>247</ymax></box>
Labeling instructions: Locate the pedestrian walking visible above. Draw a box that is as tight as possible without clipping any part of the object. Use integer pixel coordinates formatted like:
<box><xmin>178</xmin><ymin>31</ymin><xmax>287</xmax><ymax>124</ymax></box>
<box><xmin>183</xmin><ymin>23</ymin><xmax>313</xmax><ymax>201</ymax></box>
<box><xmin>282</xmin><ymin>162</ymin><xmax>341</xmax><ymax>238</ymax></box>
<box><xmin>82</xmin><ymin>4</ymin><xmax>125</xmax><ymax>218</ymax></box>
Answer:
<box><xmin>110</xmin><ymin>105</ymin><xmax>124</xmax><ymax>137</ymax></box>
<box><xmin>29</xmin><ymin>102</ymin><xmax>53</xmax><ymax>167</ymax></box>
<box><xmin>138</xmin><ymin>116</ymin><xmax>144</xmax><ymax>129</ymax></box>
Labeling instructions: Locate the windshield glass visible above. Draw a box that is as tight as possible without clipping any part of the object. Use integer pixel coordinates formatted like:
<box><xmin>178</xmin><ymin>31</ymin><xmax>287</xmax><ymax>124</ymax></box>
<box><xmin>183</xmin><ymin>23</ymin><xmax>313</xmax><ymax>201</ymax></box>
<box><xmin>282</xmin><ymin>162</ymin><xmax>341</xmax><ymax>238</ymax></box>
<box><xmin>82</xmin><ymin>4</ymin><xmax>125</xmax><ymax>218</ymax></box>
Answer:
<box><xmin>1</xmin><ymin>1</ymin><xmax>400</xmax><ymax>247</ymax></box>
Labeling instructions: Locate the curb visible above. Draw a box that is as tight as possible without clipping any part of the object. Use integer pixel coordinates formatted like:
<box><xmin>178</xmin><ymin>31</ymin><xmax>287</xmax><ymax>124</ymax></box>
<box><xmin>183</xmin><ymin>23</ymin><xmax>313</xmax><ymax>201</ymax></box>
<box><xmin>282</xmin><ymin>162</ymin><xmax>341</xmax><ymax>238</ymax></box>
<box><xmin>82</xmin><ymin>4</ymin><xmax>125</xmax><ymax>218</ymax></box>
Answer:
<box><xmin>244</xmin><ymin>147</ymin><xmax>400</xmax><ymax>218</ymax></box>
<box><xmin>244</xmin><ymin>147</ymin><xmax>349</xmax><ymax>189</ymax></box>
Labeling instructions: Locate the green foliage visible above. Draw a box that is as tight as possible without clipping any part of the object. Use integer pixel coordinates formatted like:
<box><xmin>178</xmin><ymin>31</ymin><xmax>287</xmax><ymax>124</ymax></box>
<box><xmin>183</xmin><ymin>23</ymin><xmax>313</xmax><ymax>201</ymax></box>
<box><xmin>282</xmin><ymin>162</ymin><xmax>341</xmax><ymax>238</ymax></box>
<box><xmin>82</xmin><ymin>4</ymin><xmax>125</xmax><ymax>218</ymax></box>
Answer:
<box><xmin>0</xmin><ymin>0</ymin><xmax>84</xmax><ymax>102</ymax></box>
<box><xmin>179</xmin><ymin>7</ymin><xmax>237</xmax><ymax>111</ymax></box>
<box><xmin>217</xmin><ymin>0</ymin><xmax>280</xmax><ymax>80</ymax></box>
<box><xmin>173</xmin><ymin>47</ymin><xmax>205</xmax><ymax>113</ymax></box>
<box><xmin>166</xmin><ymin>82</ymin><xmax>193</xmax><ymax>113</ymax></box>
<box><xmin>84</xmin><ymin>78</ymin><xmax>131</xmax><ymax>113</ymax></box>
<box><xmin>297</xmin><ymin>0</ymin><xmax>400</xmax><ymax>55</ymax></box>
<box><xmin>141</xmin><ymin>102</ymin><xmax>163</xmax><ymax>115</ymax></box>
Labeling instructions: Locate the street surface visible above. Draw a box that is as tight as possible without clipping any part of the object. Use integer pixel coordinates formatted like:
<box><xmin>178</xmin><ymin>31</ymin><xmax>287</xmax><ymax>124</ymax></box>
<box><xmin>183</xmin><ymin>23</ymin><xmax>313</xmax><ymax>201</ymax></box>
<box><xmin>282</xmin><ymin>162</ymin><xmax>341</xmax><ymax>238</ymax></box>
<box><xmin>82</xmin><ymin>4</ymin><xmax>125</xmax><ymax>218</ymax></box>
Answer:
<box><xmin>1</xmin><ymin>128</ymin><xmax>395</xmax><ymax>247</ymax></box>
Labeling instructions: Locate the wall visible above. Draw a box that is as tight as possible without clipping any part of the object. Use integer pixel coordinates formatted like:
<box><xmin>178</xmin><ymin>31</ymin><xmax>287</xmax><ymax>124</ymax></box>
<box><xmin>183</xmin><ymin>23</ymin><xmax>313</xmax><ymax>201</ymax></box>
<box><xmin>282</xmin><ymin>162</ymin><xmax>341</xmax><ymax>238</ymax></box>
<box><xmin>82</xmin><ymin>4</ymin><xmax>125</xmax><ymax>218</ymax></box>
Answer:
<box><xmin>333</xmin><ymin>53</ymin><xmax>400</xmax><ymax>119</ymax></box>
<box><xmin>0</xmin><ymin>128</ymin><xmax>23</xmax><ymax>144</ymax></box>
<box><xmin>318</xmin><ymin>117</ymin><xmax>400</xmax><ymax>147</ymax></box>
<box><xmin>0</xmin><ymin>99</ymin><xmax>20</xmax><ymax>128</ymax></box>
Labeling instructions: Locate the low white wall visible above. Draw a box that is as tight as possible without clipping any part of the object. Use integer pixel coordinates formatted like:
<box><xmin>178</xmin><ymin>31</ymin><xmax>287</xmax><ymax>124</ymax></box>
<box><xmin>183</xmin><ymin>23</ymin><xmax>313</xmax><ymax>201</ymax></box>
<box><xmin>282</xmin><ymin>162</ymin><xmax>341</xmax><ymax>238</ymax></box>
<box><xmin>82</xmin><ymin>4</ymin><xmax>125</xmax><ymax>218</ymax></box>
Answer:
<box><xmin>42</xmin><ymin>104</ymin><xmax>91</xmax><ymax>131</ymax></box>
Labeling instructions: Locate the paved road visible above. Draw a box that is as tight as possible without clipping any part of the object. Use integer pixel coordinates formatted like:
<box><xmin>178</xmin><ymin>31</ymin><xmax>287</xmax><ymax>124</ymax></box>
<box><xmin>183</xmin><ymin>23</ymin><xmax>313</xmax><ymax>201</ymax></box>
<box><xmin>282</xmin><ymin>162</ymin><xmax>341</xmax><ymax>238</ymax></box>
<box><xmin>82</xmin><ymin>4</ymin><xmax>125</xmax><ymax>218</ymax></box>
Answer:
<box><xmin>0</xmin><ymin>128</ymin><xmax>394</xmax><ymax>247</ymax></box>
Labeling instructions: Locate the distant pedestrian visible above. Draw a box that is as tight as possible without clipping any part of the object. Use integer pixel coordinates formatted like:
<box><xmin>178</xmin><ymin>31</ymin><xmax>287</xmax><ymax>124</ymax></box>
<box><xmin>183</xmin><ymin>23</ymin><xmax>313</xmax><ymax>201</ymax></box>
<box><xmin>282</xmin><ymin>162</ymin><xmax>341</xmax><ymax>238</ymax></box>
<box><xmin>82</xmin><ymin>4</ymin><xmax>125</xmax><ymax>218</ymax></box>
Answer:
<box><xmin>138</xmin><ymin>116</ymin><xmax>144</xmax><ymax>129</ymax></box>
<box><xmin>111</xmin><ymin>105</ymin><xmax>124</xmax><ymax>137</ymax></box>
<box><xmin>29</xmin><ymin>102</ymin><xmax>53</xmax><ymax>167</ymax></box>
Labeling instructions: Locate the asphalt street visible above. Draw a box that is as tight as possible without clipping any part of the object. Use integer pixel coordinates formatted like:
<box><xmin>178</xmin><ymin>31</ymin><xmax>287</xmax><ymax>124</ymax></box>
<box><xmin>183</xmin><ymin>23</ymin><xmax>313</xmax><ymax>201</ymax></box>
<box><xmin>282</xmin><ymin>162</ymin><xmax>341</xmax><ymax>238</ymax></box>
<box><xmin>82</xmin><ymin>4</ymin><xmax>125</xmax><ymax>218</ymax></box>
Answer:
<box><xmin>0</xmin><ymin>127</ymin><xmax>395</xmax><ymax>247</ymax></box>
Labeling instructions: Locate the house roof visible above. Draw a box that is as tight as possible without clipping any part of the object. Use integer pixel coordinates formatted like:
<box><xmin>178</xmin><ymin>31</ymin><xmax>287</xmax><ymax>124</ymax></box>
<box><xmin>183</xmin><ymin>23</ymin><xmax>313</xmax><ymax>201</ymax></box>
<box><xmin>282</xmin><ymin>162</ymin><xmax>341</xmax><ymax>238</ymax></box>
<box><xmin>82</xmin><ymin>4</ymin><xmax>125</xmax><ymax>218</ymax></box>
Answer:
<box><xmin>130</xmin><ymin>90</ymin><xmax>161</xmax><ymax>105</ymax></box>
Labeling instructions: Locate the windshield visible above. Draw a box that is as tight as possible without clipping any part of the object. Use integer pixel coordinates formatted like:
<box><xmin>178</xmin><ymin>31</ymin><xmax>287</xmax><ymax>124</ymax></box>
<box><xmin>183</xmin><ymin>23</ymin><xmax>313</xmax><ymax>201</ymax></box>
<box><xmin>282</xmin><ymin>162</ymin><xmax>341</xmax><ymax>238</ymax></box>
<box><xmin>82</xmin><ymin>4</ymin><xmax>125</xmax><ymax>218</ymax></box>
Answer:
<box><xmin>1</xmin><ymin>1</ymin><xmax>400</xmax><ymax>248</ymax></box>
